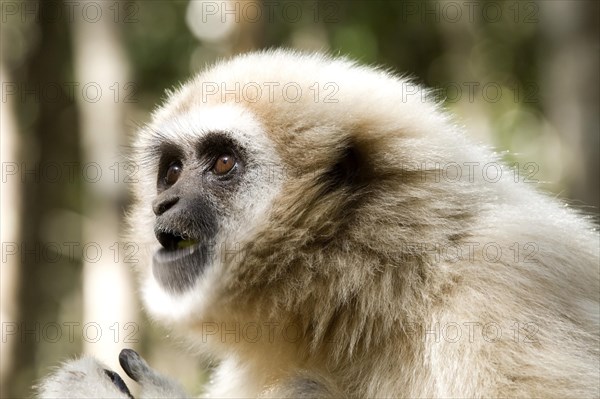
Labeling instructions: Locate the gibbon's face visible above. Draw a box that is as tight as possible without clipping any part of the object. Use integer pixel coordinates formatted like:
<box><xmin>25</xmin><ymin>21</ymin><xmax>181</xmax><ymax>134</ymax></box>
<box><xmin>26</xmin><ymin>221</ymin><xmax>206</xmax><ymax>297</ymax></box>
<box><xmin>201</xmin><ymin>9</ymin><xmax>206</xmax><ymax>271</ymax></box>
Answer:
<box><xmin>132</xmin><ymin>50</ymin><xmax>464</xmax><ymax>326</ymax></box>
<box><xmin>150</xmin><ymin>113</ymin><xmax>275</xmax><ymax>294</ymax></box>
<box><xmin>135</xmin><ymin>103</ymin><xmax>284</xmax><ymax>322</ymax></box>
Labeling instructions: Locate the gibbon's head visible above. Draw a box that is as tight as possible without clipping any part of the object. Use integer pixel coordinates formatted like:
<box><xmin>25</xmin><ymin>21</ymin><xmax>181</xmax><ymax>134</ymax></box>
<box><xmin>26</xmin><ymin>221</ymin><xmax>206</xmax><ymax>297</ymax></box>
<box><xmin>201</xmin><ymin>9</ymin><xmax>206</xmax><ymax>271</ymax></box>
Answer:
<box><xmin>131</xmin><ymin>50</ymin><xmax>483</xmax><ymax>345</ymax></box>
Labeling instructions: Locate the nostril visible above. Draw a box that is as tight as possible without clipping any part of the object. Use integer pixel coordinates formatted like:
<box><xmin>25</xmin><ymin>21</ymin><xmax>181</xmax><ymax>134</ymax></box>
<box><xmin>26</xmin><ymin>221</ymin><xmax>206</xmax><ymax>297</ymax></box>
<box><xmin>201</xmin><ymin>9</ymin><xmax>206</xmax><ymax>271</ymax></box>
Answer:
<box><xmin>152</xmin><ymin>195</ymin><xmax>179</xmax><ymax>216</ymax></box>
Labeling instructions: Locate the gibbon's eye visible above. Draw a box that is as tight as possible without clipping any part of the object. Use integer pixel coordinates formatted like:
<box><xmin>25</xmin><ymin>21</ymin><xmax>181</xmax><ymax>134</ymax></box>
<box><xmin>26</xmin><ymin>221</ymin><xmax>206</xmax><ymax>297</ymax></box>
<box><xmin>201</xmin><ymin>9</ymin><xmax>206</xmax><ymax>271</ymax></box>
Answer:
<box><xmin>164</xmin><ymin>162</ymin><xmax>182</xmax><ymax>186</ymax></box>
<box><xmin>212</xmin><ymin>154</ymin><xmax>236</xmax><ymax>175</ymax></box>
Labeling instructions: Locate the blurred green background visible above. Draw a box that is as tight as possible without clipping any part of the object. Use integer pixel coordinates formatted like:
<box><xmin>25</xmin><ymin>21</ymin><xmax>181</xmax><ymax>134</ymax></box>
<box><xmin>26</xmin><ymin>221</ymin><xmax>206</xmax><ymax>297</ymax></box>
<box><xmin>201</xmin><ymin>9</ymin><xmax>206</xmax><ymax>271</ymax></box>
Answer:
<box><xmin>1</xmin><ymin>0</ymin><xmax>598</xmax><ymax>397</ymax></box>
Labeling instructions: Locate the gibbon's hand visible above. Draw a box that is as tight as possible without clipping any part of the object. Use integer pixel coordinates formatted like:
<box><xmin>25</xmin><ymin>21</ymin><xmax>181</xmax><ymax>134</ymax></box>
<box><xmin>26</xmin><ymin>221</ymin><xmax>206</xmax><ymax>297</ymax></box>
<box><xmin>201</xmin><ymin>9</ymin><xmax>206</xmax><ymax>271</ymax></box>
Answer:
<box><xmin>37</xmin><ymin>349</ymin><xmax>188</xmax><ymax>399</ymax></box>
<box><xmin>118</xmin><ymin>348</ymin><xmax>188</xmax><ymax>398</ymax></box>
<box><xmin>37</xmin><ymin>355</ymin><xmax>133</xmax><ymax>399</ymax></box>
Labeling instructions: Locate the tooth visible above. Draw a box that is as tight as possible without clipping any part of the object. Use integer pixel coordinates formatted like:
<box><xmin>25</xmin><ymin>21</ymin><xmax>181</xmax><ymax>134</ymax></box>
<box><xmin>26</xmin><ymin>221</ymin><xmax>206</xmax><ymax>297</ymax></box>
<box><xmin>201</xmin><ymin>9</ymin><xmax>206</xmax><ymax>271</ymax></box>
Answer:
<box><xmin>177</xmin><ymin>239</ymin><xmax>196</xmax><ymax>249</ymax></box>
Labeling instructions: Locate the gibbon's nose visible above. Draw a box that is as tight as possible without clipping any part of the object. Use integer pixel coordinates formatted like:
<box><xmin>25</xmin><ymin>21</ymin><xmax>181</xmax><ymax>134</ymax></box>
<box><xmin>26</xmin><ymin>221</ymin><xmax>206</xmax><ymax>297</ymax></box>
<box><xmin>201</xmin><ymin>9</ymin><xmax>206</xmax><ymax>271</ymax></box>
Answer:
<box><xmin>152</xmin><ymin>194</ymin><xmax>179</xmax><ymax>216</ymax></box>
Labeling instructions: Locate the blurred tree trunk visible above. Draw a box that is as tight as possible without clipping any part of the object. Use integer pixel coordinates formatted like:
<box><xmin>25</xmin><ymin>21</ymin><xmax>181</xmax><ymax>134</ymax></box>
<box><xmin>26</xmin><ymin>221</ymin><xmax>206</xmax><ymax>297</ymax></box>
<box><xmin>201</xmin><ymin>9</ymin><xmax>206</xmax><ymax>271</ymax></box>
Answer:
<box><xmin>71</xmin><ymin>0</ymin><xmax>137</xmax><ymax>384</ymax></box>
<box><xmin>0</xmin><ymin>63</ymin><xmax>22</xmax><ymax>399</ymax></box>
<box><xmin>232</xmin><ymin>0</ymin><xmax>265</xmax><ymax>52</ymax></box>
<box><xmin>6</xmin><ymin>0</ymin><xmax>82</xmax><ymax>396</ymax></box>
<box><xmin>540</xmin><ymin>1</ymin><xmax>600</xmax><ymax>211</ymax></box>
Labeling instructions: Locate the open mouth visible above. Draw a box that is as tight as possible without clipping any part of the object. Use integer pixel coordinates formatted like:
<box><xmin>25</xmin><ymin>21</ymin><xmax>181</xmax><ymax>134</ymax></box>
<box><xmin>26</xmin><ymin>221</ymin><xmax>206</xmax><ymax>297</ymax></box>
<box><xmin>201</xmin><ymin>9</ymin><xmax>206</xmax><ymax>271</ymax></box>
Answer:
<box><xmin>152</xmin><ymin>230</ymin><xmax>207</xmax><ymax>292</ymax></box>
<box><xmin>156</xmin><ymin>231</ymin><xmax>199</xmax><ymax>251</ymax></box>
<box><xmin>154</xmin><ymin>231</ymin><xmax>202</xmax><ymax>262</ymax></box>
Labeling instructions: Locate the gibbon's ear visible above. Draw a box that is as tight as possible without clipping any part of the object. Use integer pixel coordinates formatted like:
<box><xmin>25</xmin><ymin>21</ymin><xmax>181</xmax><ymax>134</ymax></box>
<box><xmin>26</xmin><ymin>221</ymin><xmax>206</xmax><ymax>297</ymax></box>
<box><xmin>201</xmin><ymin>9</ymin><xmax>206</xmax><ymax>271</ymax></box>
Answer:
<box><xmin>318</xmin><ymin>139</ymin><xmax>370</xmax><ymax>196</ymax></box>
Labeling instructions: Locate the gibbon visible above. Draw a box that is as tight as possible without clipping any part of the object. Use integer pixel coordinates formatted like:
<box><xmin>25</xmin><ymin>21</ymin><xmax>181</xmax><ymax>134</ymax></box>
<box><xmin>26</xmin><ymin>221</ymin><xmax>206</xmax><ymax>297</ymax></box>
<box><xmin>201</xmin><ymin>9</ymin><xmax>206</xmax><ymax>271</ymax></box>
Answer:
<box><xmin>39</xmin><ymin>50</ymin><xmax>599</xmax><ymax>398</ymax></box>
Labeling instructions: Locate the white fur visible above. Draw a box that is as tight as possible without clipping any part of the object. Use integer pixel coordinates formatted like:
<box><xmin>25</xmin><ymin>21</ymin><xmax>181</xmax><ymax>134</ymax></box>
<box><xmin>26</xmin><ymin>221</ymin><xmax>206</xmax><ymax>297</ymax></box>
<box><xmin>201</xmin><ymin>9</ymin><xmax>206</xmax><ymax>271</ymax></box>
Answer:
<box><xmin>37</xmin><ymin>357</ymin><xmax>130</xmax><ymax>399</ymax></box>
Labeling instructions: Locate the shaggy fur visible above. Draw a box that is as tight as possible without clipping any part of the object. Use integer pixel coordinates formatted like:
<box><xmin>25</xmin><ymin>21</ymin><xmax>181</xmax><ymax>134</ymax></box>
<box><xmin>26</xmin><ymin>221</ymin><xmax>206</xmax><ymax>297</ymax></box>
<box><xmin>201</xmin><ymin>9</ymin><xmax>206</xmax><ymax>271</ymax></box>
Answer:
<box><xmin>41</xmin><ymin>50</ymin><xmax>599</xmax><ymax>398</ymax></box>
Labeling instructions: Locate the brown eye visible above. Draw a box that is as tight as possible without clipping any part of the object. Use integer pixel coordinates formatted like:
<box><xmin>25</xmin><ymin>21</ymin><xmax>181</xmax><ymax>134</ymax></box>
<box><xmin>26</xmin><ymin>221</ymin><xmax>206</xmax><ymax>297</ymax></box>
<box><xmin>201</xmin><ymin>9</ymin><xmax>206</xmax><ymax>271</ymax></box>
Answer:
<box><xmin>212</xmin><ymin>154</ymin><xmax>236</xmax><ymax>175</ymax></box>
<box><xmin>165</xmin><ymin>163</ymin><xmax>182</xmax><ymax>185</ymax></box>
